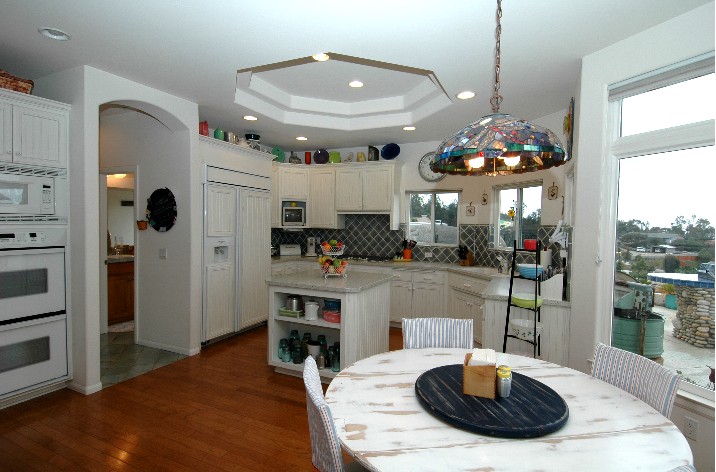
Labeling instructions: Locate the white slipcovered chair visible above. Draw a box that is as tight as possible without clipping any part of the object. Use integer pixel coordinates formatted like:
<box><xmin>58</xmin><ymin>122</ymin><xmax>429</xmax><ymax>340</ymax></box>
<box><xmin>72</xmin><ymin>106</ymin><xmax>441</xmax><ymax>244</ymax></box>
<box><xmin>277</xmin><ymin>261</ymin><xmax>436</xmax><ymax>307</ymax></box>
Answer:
<box><xmin>303</xmin><ymin>355</ymin><xmax>368</xmax><ymax>472</ymax></box>
<box><xmin>402</xmin><ymin>317</ymin><xmax>474</xmax><ymax>349</ymax></box>
<box><xmin>591</xmin><ymin>342</ymin><xmax>681</xmax><ymax>418</ymax></box>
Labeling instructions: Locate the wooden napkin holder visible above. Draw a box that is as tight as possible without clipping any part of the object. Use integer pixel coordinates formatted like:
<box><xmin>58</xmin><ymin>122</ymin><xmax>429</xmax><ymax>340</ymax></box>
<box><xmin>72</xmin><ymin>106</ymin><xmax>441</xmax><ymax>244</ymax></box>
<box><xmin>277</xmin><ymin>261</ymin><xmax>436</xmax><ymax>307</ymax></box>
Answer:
<box><xmin>463</xmin><ymin>353</ymin><xmax>496</xmax><ymax>399</ymax></box>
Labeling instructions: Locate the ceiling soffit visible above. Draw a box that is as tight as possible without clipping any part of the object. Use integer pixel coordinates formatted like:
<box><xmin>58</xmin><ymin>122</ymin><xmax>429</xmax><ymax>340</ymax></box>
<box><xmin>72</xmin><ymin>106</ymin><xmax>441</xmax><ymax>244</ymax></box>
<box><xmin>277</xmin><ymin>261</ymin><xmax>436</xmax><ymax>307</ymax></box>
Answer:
<box><xmin>235</xmin><ymin>52</ymin><xmax>451</xmax><ymax>131</ymax></box>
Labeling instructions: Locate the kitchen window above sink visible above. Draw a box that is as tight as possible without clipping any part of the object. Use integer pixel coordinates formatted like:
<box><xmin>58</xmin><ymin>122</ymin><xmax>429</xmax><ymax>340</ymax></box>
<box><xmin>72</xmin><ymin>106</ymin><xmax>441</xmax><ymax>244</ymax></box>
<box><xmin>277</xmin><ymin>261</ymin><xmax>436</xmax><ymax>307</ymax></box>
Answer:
<box><xmin>406</xmin><ymin>191</ymin><xmax>459</xmax><ymax>246</ymax></box>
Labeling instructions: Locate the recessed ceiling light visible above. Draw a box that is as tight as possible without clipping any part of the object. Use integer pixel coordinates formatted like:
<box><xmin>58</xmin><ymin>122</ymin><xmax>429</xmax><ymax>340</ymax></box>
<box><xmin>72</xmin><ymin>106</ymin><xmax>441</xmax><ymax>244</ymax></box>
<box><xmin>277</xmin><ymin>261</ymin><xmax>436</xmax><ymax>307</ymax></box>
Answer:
<box><xmin>348</xmin><ymin>80</ymin><xmax>364</xmax><ymax>88</ymax></box>
<box><xmin>243</xmin><ymin>115</ymin><xmax>258</xmax><ymax>121</ymax></box>
<box><xmin>113</xmin><ymin>174</ymin><xmax>126</xmax><ymax>179</ymax></box>
<box><xmin>38</xmin><ymin>27</ymin><xmax>70</xmax><ymax>41</ymax></box>
<box><xmin>296</xmin><ymin>136</ymin><xmax>308</xmax><ymax>141</ymax></box>
<box><xmin>403</xmin><ymin>126</ymin><xmax>416</xmax><ymax>131</ymax></box>
<box><xmin>312</xmin><ymin>53</ymin><xmax>330</xmax><ymax>62</ymax></box>
<box><xmin>456</xmin><ymin>91</ymin><xmax>475</xmax><ymax>100</ymax></box>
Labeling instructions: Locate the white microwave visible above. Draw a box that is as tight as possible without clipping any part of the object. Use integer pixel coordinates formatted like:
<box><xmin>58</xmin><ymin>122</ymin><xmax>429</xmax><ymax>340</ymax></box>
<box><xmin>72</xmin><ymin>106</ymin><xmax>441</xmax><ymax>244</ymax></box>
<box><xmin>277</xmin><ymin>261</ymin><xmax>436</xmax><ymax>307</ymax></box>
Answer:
<box><xmin>0</xmin><ymin>173</ymin><xmax>55</xmax><ymax>215</ymax></box>
<box><xmin>282</xmin><ymin>205</ymin><xmax>305</xmax><ymax>226</ymax></box>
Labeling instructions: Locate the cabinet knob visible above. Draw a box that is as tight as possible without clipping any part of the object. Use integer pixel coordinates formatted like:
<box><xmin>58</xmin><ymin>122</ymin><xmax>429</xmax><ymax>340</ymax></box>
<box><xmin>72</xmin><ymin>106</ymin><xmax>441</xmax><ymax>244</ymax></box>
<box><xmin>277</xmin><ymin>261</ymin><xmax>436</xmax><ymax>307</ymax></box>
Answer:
<box><xmin>16</xmin><ymin>151</ymin><xmax>21</xmax><ymax>155</ymax></box>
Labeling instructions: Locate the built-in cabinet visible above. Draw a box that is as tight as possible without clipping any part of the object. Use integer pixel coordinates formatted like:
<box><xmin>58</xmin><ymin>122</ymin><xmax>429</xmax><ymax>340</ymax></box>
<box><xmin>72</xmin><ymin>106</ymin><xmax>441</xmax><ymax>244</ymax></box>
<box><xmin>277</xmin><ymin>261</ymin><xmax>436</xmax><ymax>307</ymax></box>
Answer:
<box><xmin>108</xmin><ymin>261</ymin><xmax>134</xmax><ymax>325</ymax></box>
<box><xmin>483</xmin><ymin>296</ymin><xmax>571</xmax><ymax>366</ymax></box>
<box><xmin>309</xmin><ymin>167</ymin><xmax>344</xmax><ymax>229</ymax></box>
<box><xmin>390</xmin><ymin>269</ymin><xmax>446</xmax><ymax>323</ymax></box>
<box><xmin>238</xmin><ymin>189</ymin><xmax>271</xmax><ymax>330</ymax></box>
<box><xmin>280</xmin><ymin>166</ymin><xmax>309</xmax><ymax>200</ymax></box>
<box><xmin>448</xmin><ymin>273</ymin><xmax>489</xmax><ymax>345</ymax></box>
<box><xmin>335</xmin><ymin>165</ymin><xmax>393</xmax><ymax>211</ymax></box>
<box><xmin>271</xmin><ymin>161</ymin><xmax>400</xmax><ymax>229</ymax></box>
<box><xmin>0</xmin><ymin>89</ymin><xmax>69</xmax><ymax>168</ymax></box>
<box><xmin>201</xmin><ymin>138</ymin><xmax>272</xmax><ymax>344</ymax></box>
<box><xmin>270</xmin><ymin>164</ymin><xmax>280</xmax><ymax>228</ymax></box>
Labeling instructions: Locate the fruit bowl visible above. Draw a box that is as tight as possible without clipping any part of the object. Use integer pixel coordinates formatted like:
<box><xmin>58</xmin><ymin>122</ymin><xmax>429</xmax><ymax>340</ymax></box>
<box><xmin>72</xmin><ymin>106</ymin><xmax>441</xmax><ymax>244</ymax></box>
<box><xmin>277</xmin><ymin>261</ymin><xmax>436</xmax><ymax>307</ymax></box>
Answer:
<box><xmin>321</xmin><ymin>263</ymin><xmax>347</xmax><ymax>278</ymax></box>
<box><xmin>320</xmin><ymin>241</ymin><xmax>345</xmax><ymax>256</ymax></box>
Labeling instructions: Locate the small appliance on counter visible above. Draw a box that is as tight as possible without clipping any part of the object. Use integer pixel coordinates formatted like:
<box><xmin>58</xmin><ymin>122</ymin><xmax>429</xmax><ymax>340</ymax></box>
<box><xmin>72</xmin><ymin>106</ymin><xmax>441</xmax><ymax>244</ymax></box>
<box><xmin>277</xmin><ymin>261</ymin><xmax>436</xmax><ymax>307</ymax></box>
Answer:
<box><xmin>279</xmin><ymin>244</ymin><xmax>301</xmax><ymax>256</ymax></box>
<box><xmin>305</xmin><ymin>236</ymin><xmax>317</xmax><ymax>256</ymax></box>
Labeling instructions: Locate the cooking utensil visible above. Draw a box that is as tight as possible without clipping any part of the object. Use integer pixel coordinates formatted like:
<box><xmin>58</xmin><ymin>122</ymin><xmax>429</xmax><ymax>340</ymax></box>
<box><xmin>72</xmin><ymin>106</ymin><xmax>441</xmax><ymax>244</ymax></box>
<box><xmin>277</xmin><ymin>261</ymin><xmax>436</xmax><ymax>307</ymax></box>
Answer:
<box><xmin>408</xmin><ymin>240</ymin><xmax>417</xmax><ymax>249</ymax></box>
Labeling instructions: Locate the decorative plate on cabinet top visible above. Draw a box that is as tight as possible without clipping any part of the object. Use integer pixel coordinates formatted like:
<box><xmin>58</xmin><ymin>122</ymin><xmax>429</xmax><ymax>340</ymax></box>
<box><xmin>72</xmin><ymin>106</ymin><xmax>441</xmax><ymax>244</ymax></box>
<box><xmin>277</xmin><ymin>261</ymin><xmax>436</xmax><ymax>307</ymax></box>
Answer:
<box><xmin>314</xmin><ymin>149</ymin><xmax>329</xmax><ymax>164</ymax></box>
<box><xmin>272</xmin><ymin>147</ymin><xmax>285</xmax><ymax>163</ymax></box>
<box><xmin>381</xmin><ymin>143</ymin><xmax>400</xmax><ymax>160</ymax></box>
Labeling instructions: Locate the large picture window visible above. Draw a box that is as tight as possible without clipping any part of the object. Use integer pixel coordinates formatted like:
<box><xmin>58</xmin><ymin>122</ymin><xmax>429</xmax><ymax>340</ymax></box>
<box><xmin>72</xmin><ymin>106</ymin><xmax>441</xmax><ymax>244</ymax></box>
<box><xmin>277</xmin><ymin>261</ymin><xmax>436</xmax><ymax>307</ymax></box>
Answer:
<box><xmin>610</xmin><ymin>64</ymin><xmax>714</xmax><ymax>398</ymax></box>
<box><xmin>407</xmin><ymin>191</ymin><xmax>459</xmax><ymax>245</ymax></box>
<box><xmin>494</xmin><ymin>182</ymin><xmax>541</xmax><ymax>249</ymax></box>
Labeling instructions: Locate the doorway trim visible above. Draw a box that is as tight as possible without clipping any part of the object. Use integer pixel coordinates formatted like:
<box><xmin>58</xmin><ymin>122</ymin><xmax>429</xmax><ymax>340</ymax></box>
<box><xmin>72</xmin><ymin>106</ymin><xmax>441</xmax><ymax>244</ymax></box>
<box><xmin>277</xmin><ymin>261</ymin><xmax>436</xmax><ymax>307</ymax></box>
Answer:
<box><xmin>100</xmin><ymin>166</ymin><xmax>138</xmax><ymax>340</ymax></box>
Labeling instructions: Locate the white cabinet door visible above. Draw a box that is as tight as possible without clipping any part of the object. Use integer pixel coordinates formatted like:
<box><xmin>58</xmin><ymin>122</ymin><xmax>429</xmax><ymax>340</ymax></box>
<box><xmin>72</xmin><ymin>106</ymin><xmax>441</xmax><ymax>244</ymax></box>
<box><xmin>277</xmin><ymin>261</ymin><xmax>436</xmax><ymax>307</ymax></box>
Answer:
<box><xmin>448</xmin><ymin>288</ymin><xmax>483</xmax><ymax>346</ymax></box>
<box><xmin>390</xmin><ymin>281</ymin><xmax>413</xmax><ymax>323</ymax></box>
<box><xmin>412</xmin><ymin>282</ymin><xmax>446</xmax><ymax>318</ymax></box>
<box><xmin>309</xmin><ymin>167</ymin><xmax>336</xmax><ymax>228</ymax></box>
<box><xmin>206</xmin><ymin>185</ymin><xmax>236</xmax><ymax>237</ymax></box>
<box><xmin>0</xmin><ymin>100</ymin><xmax>11</xmax><ymax>163</ymax></box>
<box><xmin>12</xmin><ymin>105</ymin><xmax>67</xmax><ymax>168</ymax></box>
<box><xmin>238</xmin><ymin>189</ymin><xmax>271</xmax><ymax>330</ymax></box>
<box><xmin>205</xmin><ymin>264</ymin><xmax>235</xmax><ymax>341</ymax></box>
<box><xmin>270</xmin><ymin>164</ymin><xmax>280</xmax><ymax>228</ymax></box>
<box><xmin>335</xmin><ymin>168</ymin><xmax>363</xmax><ymax>211</ymax></box>
<box><xmin>280</xmin><ymin>166</ymin><xmax>309</xmax><ymax>200</ymax></box>
<box><xmin>362</xmin><ymin>166</ymin><xmax>392</xmax><ymax>211</ymax></box>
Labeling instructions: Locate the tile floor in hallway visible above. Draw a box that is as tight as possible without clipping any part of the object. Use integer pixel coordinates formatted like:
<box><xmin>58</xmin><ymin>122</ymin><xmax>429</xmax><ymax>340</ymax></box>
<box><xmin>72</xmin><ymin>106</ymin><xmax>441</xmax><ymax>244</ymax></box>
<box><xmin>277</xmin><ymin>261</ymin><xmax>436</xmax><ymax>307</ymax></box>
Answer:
<box><xmin>100</xmin><ymin>331</ymin><xmax>186</xmax><ymax>388</ymax></box>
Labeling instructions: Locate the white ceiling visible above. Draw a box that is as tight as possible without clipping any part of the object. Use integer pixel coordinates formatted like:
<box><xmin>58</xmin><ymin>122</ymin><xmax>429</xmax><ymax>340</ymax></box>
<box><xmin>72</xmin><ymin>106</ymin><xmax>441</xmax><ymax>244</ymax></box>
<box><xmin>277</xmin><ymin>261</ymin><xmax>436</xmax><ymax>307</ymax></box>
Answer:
<box><xmin>0</xmin><ymin>0</ymin><xmax>711</xmax><ymax>151</ymax></box>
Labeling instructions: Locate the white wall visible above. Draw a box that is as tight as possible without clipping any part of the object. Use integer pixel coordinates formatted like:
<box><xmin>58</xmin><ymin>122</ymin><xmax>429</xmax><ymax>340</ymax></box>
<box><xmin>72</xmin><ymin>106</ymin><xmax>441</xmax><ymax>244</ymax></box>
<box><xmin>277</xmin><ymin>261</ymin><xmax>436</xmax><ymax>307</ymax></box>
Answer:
<box><xmin>33</xmin><ymin>66</ymin><xmax>202</xmax><ymax>395</ymax></box>
<box><xmin>571</xmin><ymin>3</ymin><xmax>715</xmax><ymax>470</ymax></box>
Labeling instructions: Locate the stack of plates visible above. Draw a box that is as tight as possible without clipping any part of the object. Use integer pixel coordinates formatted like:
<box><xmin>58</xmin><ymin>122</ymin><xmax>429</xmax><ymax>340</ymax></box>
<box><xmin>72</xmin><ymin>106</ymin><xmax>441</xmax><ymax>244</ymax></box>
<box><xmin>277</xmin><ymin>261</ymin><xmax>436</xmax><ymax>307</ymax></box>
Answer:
<box><xmin>516</xmin><ymin>264</ymin><xmax>543</xmax><ymax>279</ymax></box>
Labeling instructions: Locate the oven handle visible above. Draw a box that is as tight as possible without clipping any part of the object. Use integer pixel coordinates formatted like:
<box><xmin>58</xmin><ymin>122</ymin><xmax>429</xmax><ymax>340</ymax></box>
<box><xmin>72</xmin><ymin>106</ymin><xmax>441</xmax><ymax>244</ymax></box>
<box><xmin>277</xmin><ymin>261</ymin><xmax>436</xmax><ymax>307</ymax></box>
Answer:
<box><xmin>0</xmin><ymin>246</ymin><xmax>65</xmax><ymax>255</ymax></box>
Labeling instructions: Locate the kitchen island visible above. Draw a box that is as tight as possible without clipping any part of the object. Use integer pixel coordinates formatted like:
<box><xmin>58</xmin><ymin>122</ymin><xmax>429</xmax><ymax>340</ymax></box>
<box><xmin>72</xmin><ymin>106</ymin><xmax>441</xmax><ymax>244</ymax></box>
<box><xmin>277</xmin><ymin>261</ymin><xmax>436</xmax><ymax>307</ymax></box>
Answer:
<box><xmin>267</xmin><ymin>269</ymin><xmax>392</xmax><ymax>381</ymax></box>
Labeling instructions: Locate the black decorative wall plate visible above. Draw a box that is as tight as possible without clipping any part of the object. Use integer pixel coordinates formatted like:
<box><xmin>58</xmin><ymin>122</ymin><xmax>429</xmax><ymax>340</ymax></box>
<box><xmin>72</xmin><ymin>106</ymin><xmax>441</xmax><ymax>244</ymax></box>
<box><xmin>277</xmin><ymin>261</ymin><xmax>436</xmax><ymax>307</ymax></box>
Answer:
<box><xmin>146</xmin><ymin>188</ymin><xmax>177</xmax><ymax>232</ymax></box>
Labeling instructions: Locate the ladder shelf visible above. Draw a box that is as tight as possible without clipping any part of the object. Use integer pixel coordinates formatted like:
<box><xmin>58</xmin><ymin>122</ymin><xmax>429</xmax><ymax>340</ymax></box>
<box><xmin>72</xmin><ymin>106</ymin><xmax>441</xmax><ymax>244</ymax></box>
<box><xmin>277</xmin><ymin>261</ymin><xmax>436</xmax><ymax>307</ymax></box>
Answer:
<box><xmin>502</xmin><ymin>240</ymin><xmax>542</xmax><ymax>358</ymax></box>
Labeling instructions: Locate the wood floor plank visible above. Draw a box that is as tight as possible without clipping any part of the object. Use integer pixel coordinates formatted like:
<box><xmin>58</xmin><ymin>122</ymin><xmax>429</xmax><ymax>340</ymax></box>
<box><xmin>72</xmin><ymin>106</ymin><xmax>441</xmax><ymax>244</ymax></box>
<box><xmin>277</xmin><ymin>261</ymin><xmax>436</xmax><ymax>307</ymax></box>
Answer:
<box><xmin>0</xmin><ymin>325</ymin><xmax>404</xmax><ymax>471</ymax></box>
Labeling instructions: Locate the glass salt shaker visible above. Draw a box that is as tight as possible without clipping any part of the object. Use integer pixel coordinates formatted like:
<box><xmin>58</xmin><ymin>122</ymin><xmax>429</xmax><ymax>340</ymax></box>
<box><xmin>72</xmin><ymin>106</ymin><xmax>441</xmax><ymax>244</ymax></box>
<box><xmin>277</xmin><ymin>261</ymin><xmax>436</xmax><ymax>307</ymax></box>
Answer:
<box><xmin>497</xmin><ymin>365</ymin><xmax>512</xmax><ymax>398</ymax></box>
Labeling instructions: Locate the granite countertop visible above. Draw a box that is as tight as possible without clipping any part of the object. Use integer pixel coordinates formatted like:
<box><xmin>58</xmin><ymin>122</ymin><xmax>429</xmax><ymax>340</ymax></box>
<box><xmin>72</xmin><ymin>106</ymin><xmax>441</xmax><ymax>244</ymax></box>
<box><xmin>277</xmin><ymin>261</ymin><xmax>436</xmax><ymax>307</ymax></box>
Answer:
<box><xmin>267</xmin><ymin>270</ymin><xmax>393</xmax><ymax>293</ymax></box>
<box><xmin>271</xmin><ymin>255</ymin><xmax>500</xmax><ymax>280</ymax></box>
<box><xmin>107</xmin><ymin>255</ymin><xmax>135</xmax><ymax>263</ymax></box>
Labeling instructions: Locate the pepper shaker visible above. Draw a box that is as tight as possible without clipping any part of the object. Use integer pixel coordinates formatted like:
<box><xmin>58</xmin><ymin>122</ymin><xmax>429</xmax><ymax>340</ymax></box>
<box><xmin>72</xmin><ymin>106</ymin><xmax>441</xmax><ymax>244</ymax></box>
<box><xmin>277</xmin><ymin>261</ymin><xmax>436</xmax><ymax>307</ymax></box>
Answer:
<box><xmin>496</xmin><ymin>365</ymin><xmax>512</xmax><ymax>398</ymax></box>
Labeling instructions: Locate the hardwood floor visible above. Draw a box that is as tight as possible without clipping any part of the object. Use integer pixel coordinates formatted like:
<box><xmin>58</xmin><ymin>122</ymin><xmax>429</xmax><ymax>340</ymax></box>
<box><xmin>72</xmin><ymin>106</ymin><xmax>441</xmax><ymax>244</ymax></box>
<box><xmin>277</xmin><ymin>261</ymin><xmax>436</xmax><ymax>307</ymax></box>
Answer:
<box><xmin>0</xmin><ymin>325</ymin><xmax>404</xmax><ymax>472</ymax></box>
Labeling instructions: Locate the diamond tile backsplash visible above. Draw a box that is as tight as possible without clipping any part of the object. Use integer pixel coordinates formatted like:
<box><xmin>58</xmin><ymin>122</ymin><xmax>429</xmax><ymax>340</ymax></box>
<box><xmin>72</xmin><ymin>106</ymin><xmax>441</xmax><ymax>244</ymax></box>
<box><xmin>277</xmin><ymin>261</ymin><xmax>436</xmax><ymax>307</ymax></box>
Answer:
<box><xmin>271</xmin><ymin>214</ymin><xmax>571</xmax><ymax>274</ymax></box>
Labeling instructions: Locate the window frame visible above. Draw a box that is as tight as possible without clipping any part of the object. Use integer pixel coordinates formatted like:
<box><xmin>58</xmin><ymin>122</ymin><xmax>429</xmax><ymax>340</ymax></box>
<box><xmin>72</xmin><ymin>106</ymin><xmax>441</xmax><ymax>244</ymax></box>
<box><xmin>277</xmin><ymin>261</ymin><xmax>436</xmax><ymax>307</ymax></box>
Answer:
<box><xmin>405</xmin><ymin>190</ymin><xmax>461</xmax><ymax>247</ymax></box>
<box><xmin>492</xmin><ymin>180</ymin><xmax>542</xmax><ymax>250</ymax></box>
<box><xmin>606</xmin><ymin>69</ymin><xmax>715</xmax><ymax>399</ymax></box>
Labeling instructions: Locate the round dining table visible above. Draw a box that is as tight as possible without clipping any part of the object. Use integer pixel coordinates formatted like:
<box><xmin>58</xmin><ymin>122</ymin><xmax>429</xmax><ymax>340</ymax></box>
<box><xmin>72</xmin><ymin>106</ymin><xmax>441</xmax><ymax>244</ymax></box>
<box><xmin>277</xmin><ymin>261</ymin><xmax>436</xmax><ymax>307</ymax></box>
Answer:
<box><xmin>325</xmin><ymin>348</ymin><xmax>693</xmax><ymax>472</ymax></box>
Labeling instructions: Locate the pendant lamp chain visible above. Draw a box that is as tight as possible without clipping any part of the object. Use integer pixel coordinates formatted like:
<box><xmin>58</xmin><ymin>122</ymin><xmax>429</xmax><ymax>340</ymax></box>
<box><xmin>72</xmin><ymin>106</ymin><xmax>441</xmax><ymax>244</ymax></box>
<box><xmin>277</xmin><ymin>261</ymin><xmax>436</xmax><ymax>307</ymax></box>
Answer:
<box><xmin>490</xmin><ymin>0</ymin><xmax>503</xmax><ymax>113</ymax></box>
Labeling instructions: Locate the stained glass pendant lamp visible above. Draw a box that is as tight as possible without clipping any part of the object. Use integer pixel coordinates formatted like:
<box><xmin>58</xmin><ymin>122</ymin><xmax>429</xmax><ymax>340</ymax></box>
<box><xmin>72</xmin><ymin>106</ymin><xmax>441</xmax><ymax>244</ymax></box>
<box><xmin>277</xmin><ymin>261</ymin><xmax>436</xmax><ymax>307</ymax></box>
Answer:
<box><xmin>433</xmin><ymin>0</ymin><xmax>569</xmax><ymax>176</ymax></box>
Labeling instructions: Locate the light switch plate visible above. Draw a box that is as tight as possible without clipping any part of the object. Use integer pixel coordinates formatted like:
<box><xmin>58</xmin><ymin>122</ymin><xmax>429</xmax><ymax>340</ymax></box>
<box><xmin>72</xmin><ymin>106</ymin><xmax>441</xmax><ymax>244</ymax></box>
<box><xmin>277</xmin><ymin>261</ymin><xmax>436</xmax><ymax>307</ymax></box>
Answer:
<box><xmin>159</xmin><ymin>248</ymin><xmax>167</xmax><ymax>259</ymax></box>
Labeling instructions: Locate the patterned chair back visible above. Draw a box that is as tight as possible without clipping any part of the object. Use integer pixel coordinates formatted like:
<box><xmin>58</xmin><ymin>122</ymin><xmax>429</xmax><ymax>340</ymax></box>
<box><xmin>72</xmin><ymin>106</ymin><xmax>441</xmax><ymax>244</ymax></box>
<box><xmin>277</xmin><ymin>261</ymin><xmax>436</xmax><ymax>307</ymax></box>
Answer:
<box><xmin>402</xmin><ymin>318</ymin><xmax>474</xmax><ymax>349</ymax></box>
<box><xmin>303</xmin><ymin>355</ymin><xmax>345</xmax><ymax>472</ymax></box>
<box><xmin>591</xmin><ymin>342</ymin><xmax>681</xmax><ymax>418</ymax></box>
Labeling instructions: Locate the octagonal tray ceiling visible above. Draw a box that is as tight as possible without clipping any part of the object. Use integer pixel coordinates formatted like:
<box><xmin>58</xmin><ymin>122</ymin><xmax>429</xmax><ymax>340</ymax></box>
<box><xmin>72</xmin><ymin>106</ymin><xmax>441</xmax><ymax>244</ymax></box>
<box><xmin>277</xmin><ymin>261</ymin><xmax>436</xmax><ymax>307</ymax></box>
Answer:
<box><xmin>235</xmin><ymin>52</ymin><xmax>451</xmax><ymax>131</ymax></box>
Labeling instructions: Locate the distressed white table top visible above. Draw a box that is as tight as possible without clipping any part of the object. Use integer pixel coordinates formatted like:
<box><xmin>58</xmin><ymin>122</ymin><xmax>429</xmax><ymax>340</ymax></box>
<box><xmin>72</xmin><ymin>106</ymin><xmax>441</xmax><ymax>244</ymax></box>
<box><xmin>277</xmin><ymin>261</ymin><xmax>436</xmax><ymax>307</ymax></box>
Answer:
<box><xmin>325</xmin><ymin>349</ymin><xmax>693</xmax><ymax>472</ymax></box>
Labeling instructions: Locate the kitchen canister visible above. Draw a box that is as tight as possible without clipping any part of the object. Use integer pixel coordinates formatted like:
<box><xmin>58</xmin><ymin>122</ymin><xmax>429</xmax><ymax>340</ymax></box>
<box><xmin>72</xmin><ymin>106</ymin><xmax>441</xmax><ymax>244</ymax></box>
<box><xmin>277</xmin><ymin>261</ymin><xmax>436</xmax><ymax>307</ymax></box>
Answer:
<box><xmin>304</xmin><ymin>301</ymin><xmax>319</xmax><ymax>321</ymax></box>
